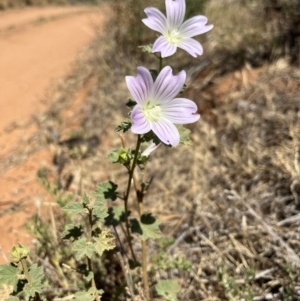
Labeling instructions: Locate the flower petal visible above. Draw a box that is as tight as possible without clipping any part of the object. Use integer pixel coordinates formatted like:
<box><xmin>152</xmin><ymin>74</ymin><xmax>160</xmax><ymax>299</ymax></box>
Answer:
<box><xmin>152</xmin><ymin>118</ymin><xmax>180</xmax><ymax>146</ymax></box>
<box><xmin>177</xmin><ymin>38</ymin><xmax>203</xmax><ymax>57</ymax></box>
<box><xmin>153</xmin><ymin>66</ymin><xmax>186</xmax><ymax>103</ymax></box>
<box><xmin>165</xmin><ymin>0</ymin><xmax>185</xmax><ymax>29</ymax></box>
<box><xmin>179</xmin><ymin>16</ymin><xmax>213</xmax><ymax>38</ymax></box>
<box><xmin>125</xmin><ymin>67</ymin><xmax>153</xmax><ymax>105</ymax></box>
<box><xmin>131</xmin><ymin>105</ymin><xmax>151</xmax><ymax>134</ymax></box>
<box><xmin>152</xmin><ymin>36</ymin><xmax>177</xmax><ymax>58</ymax></box>
<box><xmin>161</xmin><ymin>98</ymin><xmax>200</xmax><ymax>124</ymax></box>
<box><xmin>141</xmin><ymin>142</ymin><xmax>161</xmax><ymax>157</ymax></box>
<box><xmin>142</xmin><ymin>7</ymin><xmax>167</xmax><ymax>35</ymax></box>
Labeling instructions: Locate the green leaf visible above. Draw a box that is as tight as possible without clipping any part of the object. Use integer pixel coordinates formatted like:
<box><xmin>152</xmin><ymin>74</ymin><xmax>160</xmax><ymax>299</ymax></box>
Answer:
<box><xmin>176</xmin><ymin>125</ymin><xmax>192</xmax><ymax>146</ymax></box>
<box><xmin>23</xmin><ymin>264</ymin><xmax>44</xmax><ymax>297</ymax></box>
<box><xmin>138</xmin><ymin>44</ymin><xmax>153</xmax><ymax>53</ymax></box>
<box><xmin>105</xmin><ymin>206</ymin><xmax>126</xmax><ymax>227</ymax></box>
<box><xmin>92</xmin><ymin>201</ymin><xmax>108</xmax><ymax>221</ymax></box>
<box><xmin>82</xmin><ymin>192</ymin><xmax>91</xmax><ymax>205</ymax></box>
<box><xmin>63</xmin><ymin>202</ymin><xmax>86</xmax><ymax>216</ymax></box>
<box><xmin>131</xmin><ymin>214</ymin><xmax>162</xmax><ymax>241</ymax></box>
<box><xmin>73</xmin><ymin>287</ymin><xmax>102</xmax><ymax>301</ymax></box>
<box><xmin>95</xmin><ymin>182</ymin><xmax>118</xmax><ymax>201</ymax></box>
<box><xmin>62</xmin><ymin>224</ymin><xmax>83</xmax><ymax>241</ymax></box>
<box><xmin>115</xmin><ymin>119</ymin><xmax>132</xmax><ymax>133</ymax></box>
<box><xmin>108</xmin><ymin>148</ymin><xmax>132</xmax><ymax>164</ymax></box>
<box><xmin>72</xmin><ymin>238</ymin><xmax>96</xmax><ymax>260</ymax></box>
<box><xmin>93</xmin><ymin>228</ymin><xmax>115</xmax><ymax>256</ymax></box>
<box><xmin>83</xmin><ymin>271</ymin><xmax>94</xmax><ymax>282</ymax></box>
<box><xmin>0</xmin><ymin>264</ymin><xmax>19</xmax><ymax>288</ymax></box>
<box><xmin>155</xmin><ymin>279</ymin><xmax>180</xmax><ymax>301</ymax></box>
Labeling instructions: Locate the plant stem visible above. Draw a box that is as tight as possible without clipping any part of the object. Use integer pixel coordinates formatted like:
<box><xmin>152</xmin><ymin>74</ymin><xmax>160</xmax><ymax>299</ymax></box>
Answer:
<box><xmin>87</xmin><ymin>211</ymin><xmax>101</xmax><ymax>301</ymax></box>
<box><xmin>21</xmin><ymin>258</ymin><xmax>42</xmax><ymax>301</ymax></box>
<box><xmin>159</xmin><ymin>56</ymin><xmax>163</xmax><ymax>72</ymax></box>
<box><xmin>123</xmin><ymin>135</ymin><xmax>142</xmax><ymax>262</ymax></box>
<box><xmin>138</xmin><ymin>201</ymin><xmax>150</xmax><ymax>301</ymax></box>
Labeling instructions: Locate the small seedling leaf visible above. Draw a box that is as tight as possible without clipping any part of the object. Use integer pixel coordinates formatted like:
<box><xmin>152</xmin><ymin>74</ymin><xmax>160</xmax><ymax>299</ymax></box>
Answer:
<box><xmin>155</xmin><ymin>279</ymin><xmax>180</xmax><ymax>301</ymax></box>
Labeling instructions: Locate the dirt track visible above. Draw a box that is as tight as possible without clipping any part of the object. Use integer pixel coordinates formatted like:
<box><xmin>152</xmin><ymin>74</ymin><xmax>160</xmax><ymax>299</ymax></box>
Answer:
<box><xmin>0</xmin><ymin>6</ymin><xmax>105</xmax><ymax>263</ymax></box>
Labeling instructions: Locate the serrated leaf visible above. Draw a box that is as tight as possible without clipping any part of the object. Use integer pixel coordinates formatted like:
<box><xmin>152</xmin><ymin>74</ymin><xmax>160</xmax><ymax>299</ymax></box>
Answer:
<box><xmin>105</xmin><ymin>206</ymin><xmax>126</xmax><ymax>227</ymax></box>
<box><xmin>82</xmin><ymin>192</ymin><xmax>91</xmax><ymax>205</ymax></box>
<box><xmin>72</xmin><ymin>238</ymin><xmax>96</xmax><ymax>260</ymax></box>
<box><xmin>92</xmin><ymin>200</ymin><xmax>108</xmax><ymax>221</ymax></box>
<box><xmin>115</xmin><ymin>119</ymin><xmax>132</xmax><ymax>133</ymax></box>
<box><xmin>155</xmin><ymin>279</ymin><xmax>180</xmax><ymax>301</ymax></box>
<box><xmin>23</xmin><ymin>264</ymin><xmax>44</xmax><ymax>297</ymax></box>
<box><xmin>63</xmin><ymin>202</ymin><xmax>86</xmax><ymax>216</ymax></box>
<box><xmin>93</xmin><ymin>228</ymin><xmax>115</xmax><ymax>256</ymax></box>
<box><xmin>138</xmin><ymin>44</ymin><xmax>153</xmax><ymax>53</ymax></box>
<box><xmin>95</xmin><ymin>182</ymin><xmax>118</xmax><ymax>201</ymax></box>
<box><xmin>0</xmin><ymin>265</ymin><xmax>19</xmax><ymax>288</ymax></box>
<box><xmin>131</xmin><ymin>214</ymin><xmax>162</xmax><ymax>241</ymax></box>
<box><xmin>62</xmin><ymin>224</ymin><xmax>83</xmax><ymax>241</ymax></box>
<box><xmin>176</xmin><ymin>125</ymin><xmax>192</xmax><ymax>146</ymax></box>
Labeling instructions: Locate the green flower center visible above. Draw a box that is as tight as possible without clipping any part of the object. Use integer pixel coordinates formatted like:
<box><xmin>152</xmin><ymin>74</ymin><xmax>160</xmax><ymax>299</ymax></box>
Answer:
<box><xmin>143</xmin><ymin>101</ymin><xmax>162</xmax><ymax>122</ymax></box>
<box><xmin>166</xmin><ymin>29</ymin><xmax>181</xmax><ymax>45</ymax></box>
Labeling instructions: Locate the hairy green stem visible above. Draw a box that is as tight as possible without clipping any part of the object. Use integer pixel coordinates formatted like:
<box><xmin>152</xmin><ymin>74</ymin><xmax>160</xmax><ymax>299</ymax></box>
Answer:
<box><xmin>123</xmin><ymin>135</ymin><xmax>142</xmax><ymax>262</ymax></box>
<box><xmin>21</xmin><ymin>258</ymin><xmax>41</xmax><ymax>301</ymax></box>
<box><xmin>87</xmin><ymin>210</ymin><xmax>101</xmax><ymax>301</ymax></box>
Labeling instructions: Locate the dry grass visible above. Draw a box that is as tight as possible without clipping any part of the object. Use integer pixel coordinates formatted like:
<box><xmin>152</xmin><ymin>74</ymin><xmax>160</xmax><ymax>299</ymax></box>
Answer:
<box><xmin>17</xmin><ymin>0</ymin><xmax>300</xmax><ymax>299</ymax></box>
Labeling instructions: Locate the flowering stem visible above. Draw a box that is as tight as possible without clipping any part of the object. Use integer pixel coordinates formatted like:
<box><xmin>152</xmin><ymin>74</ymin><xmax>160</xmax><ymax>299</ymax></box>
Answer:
<box><xmin>123</xmin><ymin>135</ymin><xmax>142</xmax><ymax>263</ymax></box>
<box><xmin>159</xmin><ymin>56</ymin><xmax>163</xmax><ymax>72</ymax></box>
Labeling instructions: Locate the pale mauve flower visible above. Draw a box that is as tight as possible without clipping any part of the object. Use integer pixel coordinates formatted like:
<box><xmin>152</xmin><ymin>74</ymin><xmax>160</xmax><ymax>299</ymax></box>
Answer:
<box><xmin>126</xmin><ymin>66</ymin><xmax>200</xmax><ymax>146</ymax></box>
<box><xmin>142</xmin><ymin>0</ymin><xmax>213</xmax><ymax>58</ymax></box>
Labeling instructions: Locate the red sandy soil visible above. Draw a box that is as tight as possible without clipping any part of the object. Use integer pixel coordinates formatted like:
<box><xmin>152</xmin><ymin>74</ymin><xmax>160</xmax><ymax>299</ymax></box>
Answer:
<box><xmin>0</xmin><ymin>5</ymin><xmax>106</xmax><ymax>263</ymax></box>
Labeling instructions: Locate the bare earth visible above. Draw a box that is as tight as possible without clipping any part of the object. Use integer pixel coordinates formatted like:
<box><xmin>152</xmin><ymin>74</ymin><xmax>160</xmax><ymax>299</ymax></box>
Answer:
<box><xmin>0</xmin><ymin>6</ymin><xmax>105</xmax><ymax>263</ymax></box>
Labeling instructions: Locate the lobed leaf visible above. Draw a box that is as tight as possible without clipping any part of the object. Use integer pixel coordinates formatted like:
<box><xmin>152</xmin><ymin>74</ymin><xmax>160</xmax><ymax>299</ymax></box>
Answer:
<box><xmin>72</xmin><ymin>238</ymin><xmax>96</xmax><ymax>260</ymax></box>
<box><xmin>93</xmin><ymin>228</ymin><xmax>115</xmax><ymax>256</ymax></box>
<box><xmin>23</xmin><ymin>264</ymin><xmax>44</xmax><ymax>297</ymax></box>
<box><xmin>115</xmin><ymin>118</ymin><xmax>132</xmax><ymax>133</ymax></box>
<box><xmin>63</xmin><ymin>202</ymin><xmax>86</xmax><ymax>216</ymax></box>
<box><xmin>62</xmin><ymin>224</ymin><xmax>83</xmax><ymax>241</ymax></box>
<box><xmin>0</xmin><ymin>264</ymin><xmax>19</xmax><ymax>288</ymax></box>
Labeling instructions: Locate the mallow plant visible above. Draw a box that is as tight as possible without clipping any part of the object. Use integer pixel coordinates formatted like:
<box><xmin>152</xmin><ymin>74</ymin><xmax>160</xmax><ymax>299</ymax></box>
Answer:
<box><xmin>0</xmin><ymin>0</ymin><xmax>212</xmax><ymax>300</ymax></box>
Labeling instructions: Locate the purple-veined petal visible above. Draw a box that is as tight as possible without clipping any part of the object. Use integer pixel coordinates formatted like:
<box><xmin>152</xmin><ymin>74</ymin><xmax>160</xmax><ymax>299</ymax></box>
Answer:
<box><xmin>161</xmin><ymin>98</ymin><xmax>200</xmax><ymax>124</ymax></box>
<box><xmin>152</xmin><ymin>36</ymin><xmax>177</xmax><ymax>58</ymax></box>
<box><xmin>179</xmin><ymin>16</ymin><xmax>213</xmax><ymax>38</ymax></box>
<box><xmin>165</xmin><ymin>0</ymin><xmax>186</xmax><ymax>29</ymax></box>
<box><xmin>142</xmin><ymin>7</ymin><xmax>167</xmax><ymax>35</ymax></box>
<box><xmin>177</xmin><ymin>38</ymin><xmax>203</xmax><ymax>57</ymax></box>
<box><xmin>125</xmin><ymin>67</ymin><xmax>153</xmax><ymax>105</ymax></box>
<box><xmin>153</xmin><ymin>66</ymin><xmax>186</xmax><ymax>103</ymax></box>
<box><xmin>141</xmin><ymin>142</ymin><xmax>161</xmax><ymax>157</ymax></box>
<box><xmin>152</xmin><ymin>118</ymin><xmax>180</xmax><ymax>146</ymax></box>
<box><xmin>131</xmin><ymin>105</ymin><xmax>151</xmax><ymax>134</ymax></box>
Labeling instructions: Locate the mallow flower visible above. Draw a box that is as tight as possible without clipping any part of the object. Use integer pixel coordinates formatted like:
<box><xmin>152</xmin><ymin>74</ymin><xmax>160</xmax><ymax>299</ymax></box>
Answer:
<box><xmin>126</xmin><ymin>66</ymin><xmax>200</xmax><ymax>146</ymax></box>
<box><xmin>142</xmin><ymin>0</ymin><xmax>213</xmax><ymax>58</ymax></box>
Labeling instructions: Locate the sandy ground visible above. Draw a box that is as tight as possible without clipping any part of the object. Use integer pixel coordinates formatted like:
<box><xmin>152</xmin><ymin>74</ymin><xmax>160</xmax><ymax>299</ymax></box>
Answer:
<box><xmin>0</xmin><ymin>6</ymin><xmax>106</xmax><ymax>263</ymax></box>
